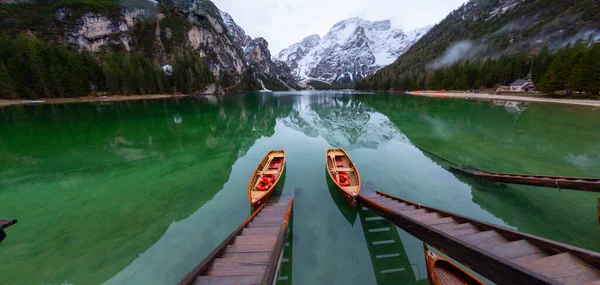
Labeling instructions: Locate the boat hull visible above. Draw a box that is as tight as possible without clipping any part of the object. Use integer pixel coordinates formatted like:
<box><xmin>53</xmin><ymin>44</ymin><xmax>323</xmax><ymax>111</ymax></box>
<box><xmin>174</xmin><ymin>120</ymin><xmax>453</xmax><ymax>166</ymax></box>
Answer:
<box><xmin>424</xmin><ymin>244</ymin><xmax>484</xmax><ymax>285</ymax></box>
<box><xmin>251</xmin><ymin>194</ymin><xmax>270</xmax><ymax>212</ymax></box>
<box><xmin>325</xmin><ymin>149</ymin><xmax>361</xmax><ymax>207</ymax></box>
<box><xmin>248</xmin><ymin>150</ymin><xmax>286</xmax><ymax>211</ymax></box>
<box><xmin>341</xmin><ymin>188</ymin><xmax>357</xmax><ymax>207</ymax></box>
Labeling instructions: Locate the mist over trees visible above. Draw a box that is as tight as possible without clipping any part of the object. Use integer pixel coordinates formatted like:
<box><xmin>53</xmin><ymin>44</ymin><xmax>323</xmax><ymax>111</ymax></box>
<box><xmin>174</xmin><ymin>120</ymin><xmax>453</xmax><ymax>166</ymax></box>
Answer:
<box><xmin>355</xmin><ymin>0</ymin><xmax>600</xmax><ymax>98</ymax></box>
<box><xmin>356</xmin><ymin>41</ymin><xmax>600</xmax><ymax>98</ymax></box>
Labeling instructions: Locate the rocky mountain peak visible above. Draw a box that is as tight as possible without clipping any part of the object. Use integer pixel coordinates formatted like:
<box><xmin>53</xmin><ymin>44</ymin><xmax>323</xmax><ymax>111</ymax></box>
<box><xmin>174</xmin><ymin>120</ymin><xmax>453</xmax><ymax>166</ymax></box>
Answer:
<box><xmin>219</xmin><ymin>9</ymin><xmax>251</xmax><ymax>47</ymax></box>
<box><xmin>277</xmin><ymin>17</ymin><xmax>431</xmax><ymax>84</ymax></box>
<box><xmin>244</xmin><ymin>38</ymin><xmax>272</xmax><ymax>71</ymax></box>
<box><xmin>371</xmin><ymin>20</ymin><xmax>392</xmax><ymax>31</ymax></box>
<box><xmin>301</xmin><ymin>34</ymin><xmax>321</xmax><ymax>48</ymax></box>
<box><xmin>218</xmin><ymin>9</ymin><xmax>299</xmax><ymax>90</ymax></box>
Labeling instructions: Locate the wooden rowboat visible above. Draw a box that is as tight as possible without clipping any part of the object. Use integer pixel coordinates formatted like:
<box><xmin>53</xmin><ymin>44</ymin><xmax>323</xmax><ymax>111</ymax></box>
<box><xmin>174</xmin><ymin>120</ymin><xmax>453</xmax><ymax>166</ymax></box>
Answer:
<box><xmin>248</xmin><ymin>150</ymin><xmax>286</xmax><ymax>211</ymax></box>
<box><xmin>326</xmin><ymin>148</ymin><xmax>361</xmax><ymax>207</ymax></box>
<box><xmin>424</xmin><ymin>244</ymin><xmax>485</xmax><ymax>285</ymax></box>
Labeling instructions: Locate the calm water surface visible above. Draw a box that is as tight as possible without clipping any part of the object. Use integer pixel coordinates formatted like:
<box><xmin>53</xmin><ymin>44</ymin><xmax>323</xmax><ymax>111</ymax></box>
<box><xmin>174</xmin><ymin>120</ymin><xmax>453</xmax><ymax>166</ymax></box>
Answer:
<box><xmin>1</xmin><ymin>92</ymin><xmax>599</xmax><ymax>285</ymax></box>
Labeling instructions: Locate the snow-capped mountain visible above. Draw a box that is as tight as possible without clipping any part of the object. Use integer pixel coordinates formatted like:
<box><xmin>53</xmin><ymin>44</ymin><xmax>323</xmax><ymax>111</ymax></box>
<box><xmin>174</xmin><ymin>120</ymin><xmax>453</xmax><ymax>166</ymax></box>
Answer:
<box><xmin>277</xmin><ymin>18</ymin><xmax>431</xmax><ymax>84</ymax></box>
<box><xmin>219</xmin><ymin>10</ymin><xmax>251</xmax><ymax>48</ymax></box>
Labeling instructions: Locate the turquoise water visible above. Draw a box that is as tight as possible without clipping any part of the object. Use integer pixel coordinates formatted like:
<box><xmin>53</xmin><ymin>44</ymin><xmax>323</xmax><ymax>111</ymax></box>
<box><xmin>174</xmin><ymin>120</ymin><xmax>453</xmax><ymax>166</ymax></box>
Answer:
<box><xmin>0</xmin><ymin>92</ymin><xmax>598</xmax><ymax>284</ymax></box>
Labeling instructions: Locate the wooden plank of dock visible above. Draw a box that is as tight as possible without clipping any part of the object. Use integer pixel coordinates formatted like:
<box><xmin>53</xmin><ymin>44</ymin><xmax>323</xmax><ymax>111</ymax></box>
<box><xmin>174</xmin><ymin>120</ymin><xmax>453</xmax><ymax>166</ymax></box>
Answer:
<box><xmin>451</xmin><ymin>166</ymin><xmax>600</xmax><ymax>193</ymax></box>
<box><xmin>359</xmin><ymin>185</ymin><xmax>600</xmax><ymax>285</ymax></box>
<box><xmin>0</xmin><ymin>219</ymin><xmax>17</xmax><ymax>244</ymax></box>
<box><xmin>178</xmin><ymin>196</ymin><xmax>293</xmax><ymax>285</ymax></box>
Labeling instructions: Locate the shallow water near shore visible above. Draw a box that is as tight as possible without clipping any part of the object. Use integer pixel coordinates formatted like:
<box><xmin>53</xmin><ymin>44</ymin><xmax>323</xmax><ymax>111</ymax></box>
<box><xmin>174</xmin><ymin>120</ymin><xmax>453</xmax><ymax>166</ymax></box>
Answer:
<box><xmin>1</xmin><ymin>91</ymin><xmax>599</xmax><ymax>285</ymax></box>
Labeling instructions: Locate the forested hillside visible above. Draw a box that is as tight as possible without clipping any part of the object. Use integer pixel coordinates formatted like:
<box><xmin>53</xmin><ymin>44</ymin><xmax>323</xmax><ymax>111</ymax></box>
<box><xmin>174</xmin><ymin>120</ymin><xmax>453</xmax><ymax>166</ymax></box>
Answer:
<box><xmin>355</xmin><ymin>0</ymin><xmax>600</xmax><ymax>97</ymax></box>
<box><xmin>0</xmin><ymin>34</ymin><xmax>260</xmax><ymax>99</ymax></box>
<box><xmin>0</xmin><ymin>0</ymin><xmax>288</xmax><ymax>99</ymax></box>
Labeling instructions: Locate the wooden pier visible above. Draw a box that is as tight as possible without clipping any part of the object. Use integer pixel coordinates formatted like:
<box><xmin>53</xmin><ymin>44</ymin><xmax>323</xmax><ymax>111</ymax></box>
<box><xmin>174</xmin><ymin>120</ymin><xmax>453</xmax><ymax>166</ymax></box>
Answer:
<box><xmin>0</xmin><ymin>219</ymin><xmax>17</xmax><ymax>244</ymax></box>
<box><xmin>359</xmin><ymin>185</ymin><xmax>600</xmax><ymax>285</ymax></box>
<box><xmin>452</xmin><ymin>166</ymin><xmax>600</xmax><ymax>193</ymax></box>
<box><xmin>178</xmin><ymin>196</ymin><xmax>293</xmax><ymax>285</ymax></box>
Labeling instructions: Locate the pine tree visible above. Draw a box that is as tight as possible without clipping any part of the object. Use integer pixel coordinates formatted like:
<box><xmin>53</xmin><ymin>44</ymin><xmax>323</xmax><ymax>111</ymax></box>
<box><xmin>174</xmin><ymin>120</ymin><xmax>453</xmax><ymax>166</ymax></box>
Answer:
<box><xmin>575</xmin><ymin>43</ymin><xmax>600</xmax><ymax>97</ymax></box>
<box><xmin>532</xmin><ymin>46</ymin><xmax>553</xmax><ymax>83</ymax></box>
<box><xmin>539</xmin><ymin>46</ymin><xmax>573</xmax><ymax>95</ymax></box>
<box><xmin>0</xmin><ymin>61</ymin><xmax>16</xmax><ymax>98</ymax></box>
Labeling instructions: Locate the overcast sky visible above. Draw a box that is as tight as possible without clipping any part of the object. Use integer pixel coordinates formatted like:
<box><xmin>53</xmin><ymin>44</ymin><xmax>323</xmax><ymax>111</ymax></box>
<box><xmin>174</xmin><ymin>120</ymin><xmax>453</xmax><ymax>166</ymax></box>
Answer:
<box><xmin>213</xmin><ymin>0</ymin><xmax>466</xmax><ymax>55</ymax></box>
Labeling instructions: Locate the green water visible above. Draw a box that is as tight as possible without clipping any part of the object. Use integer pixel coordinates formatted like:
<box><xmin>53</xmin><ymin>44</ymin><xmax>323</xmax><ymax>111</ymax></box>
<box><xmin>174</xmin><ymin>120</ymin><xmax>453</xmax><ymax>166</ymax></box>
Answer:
<box><xmin>0</xmin><ymin>92</ymin><xmax>598</xmax><ymax>285</ymax></box>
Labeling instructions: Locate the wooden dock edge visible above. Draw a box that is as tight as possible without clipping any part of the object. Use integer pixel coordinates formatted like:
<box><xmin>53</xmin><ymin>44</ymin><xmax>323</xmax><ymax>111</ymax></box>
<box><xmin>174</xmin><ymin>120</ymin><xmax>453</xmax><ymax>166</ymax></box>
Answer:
<box><xmin>360</xmin><ymin>194</ymin><xmax>558</xmax><ymax>285</ymax></box>
<box><xmin>450</xmin><ymin>166</ymin><xmax>600</xmax><ymax>193</ymax></box>
<box><xmin>0</xmin><ymin>219</ymin><xmax>17</xmax><ymax>244</ymax></box>
<box><xmin>0</xmin><ymin>219</ymin><xmax>17</xmax><ymax>230</ymax></box>
<box><xmin>261</xmin><ymin>195</ymin><xmax>294</xmax><ymax>285</ymax></box>
<box><xmin>374</xmin><ymin>190</ymin><xmax>600</xmax><ymax>269</ymax></box>
<box><xmin>177</xmin><ymin>204</ymin><xmax>268</xmax><ymax>285</ymax></box>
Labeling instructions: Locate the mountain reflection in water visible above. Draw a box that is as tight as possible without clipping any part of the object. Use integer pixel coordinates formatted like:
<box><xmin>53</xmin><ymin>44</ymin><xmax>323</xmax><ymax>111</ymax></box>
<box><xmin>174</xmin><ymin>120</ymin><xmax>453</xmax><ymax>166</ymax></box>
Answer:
<box><xmin>1</xmin><ymin>91</ymin><xmax>597</xmax><ymax>285</ymax></box>
<box><xmin>102</xmin><ymin>92</ymin><xmax>507</xmax><ymax>285</ymax></box>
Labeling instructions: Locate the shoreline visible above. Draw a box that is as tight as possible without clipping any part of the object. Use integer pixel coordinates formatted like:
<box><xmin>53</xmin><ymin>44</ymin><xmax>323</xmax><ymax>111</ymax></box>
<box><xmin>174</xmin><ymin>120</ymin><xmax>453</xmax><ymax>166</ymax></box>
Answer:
<box><xmin>0</xmin><ymin>94</ymin><xmax>190</xmax><ymax>107</ymax></box>
<box><xmin>2</xmin><ymin>92</ymin><xmax>599</xmax><ymax>108</ymax></box>
<box><xmin>405</xmin><ymin>91</ymin><xmax>600</xmax><ymax>107</ymax></box>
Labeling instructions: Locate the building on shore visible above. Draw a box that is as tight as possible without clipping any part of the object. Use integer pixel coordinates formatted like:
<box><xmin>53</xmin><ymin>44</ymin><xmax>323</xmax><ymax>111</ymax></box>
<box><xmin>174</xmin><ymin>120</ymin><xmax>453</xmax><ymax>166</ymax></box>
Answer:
<box><xmin>496</xmin><ymin>72</ymin><xmax>536</xmax><ymax>93</ymax></box>
<box><xmin>509</xmin><ymin>72</ymin><xmax>536</xmax><ymax>92</ymax></box>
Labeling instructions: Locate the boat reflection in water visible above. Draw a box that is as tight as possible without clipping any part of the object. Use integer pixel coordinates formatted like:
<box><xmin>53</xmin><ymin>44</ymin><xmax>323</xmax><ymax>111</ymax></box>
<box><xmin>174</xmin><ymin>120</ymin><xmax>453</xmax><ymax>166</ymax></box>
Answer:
<box><xmin>357</xmin><ymin>204</ymin><xmax>430</xmax><ymax>285</ymax></box>
<box><xmin>328</xmin><ymin>177</ymin><xmax>429</xmax><ymax>284</ymax></box>
<box><xmin>326</xmin><ymin>172</ymin><xmax>358</xmax><ymax>226</ymax></box>
<box><xmin>277</xmin><ymin>192</ymin><xmax>293</xmax><ymax>285</ymax></box>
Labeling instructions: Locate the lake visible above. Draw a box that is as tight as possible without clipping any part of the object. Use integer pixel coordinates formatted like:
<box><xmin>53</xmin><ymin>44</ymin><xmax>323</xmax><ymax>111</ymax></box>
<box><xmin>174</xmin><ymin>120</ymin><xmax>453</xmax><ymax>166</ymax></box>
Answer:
<box><xmin>1</xmin><ymin>91</ymin><xmax>598</xmax><ymax>285</ymax></box>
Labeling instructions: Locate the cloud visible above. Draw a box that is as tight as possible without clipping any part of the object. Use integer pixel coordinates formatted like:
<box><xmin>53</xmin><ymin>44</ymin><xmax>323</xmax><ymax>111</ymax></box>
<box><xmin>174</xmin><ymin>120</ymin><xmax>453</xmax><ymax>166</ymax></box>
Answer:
<box><xmin>212</xmin><ymin>0</ymin><xmax>466</xmax><ymax>54</ymax></box>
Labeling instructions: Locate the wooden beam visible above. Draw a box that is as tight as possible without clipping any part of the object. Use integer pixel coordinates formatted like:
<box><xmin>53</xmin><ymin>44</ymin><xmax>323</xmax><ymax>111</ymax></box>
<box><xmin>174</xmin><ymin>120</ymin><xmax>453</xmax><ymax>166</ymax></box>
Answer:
<box><xmin>0</xmin><ymin>219</ymin><xmax>17</xmax><ymax>244</ymax></box>
<box><xmin>177</xmin><ymin>204</ymin><xmax>267</xmax><ymax>285</ymax></box>
<box><xmin>0</xmin><ymin>219</ymin><xmax>17</xmax><ymax>230</ymax></box>
<box><xmin>261</xmin><ymin>196</ymin><xmax>294</xmax><ymax>285</ymax></box>
<box><xmin>451</xmin><ymin>166</ymin><xmax>600</xmax><ymax>193</ymax></box>
<box><xmin>360</xmin><ymin>195</ymin><xmax>558</xmax><ymax>285</ymax></box>
<box><xmin>374</xmin><ymin>190</ymin><xmax>600</xmax><ymax>270</ymax></box>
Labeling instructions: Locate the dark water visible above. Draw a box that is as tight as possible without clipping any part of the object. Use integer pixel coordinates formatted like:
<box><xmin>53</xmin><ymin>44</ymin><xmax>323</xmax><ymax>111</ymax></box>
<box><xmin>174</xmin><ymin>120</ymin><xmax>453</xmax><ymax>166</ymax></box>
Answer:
<box><xmin>0</xmin><ymin>92</ymin><xmax>598</xmax><ymax>285</ymax></box>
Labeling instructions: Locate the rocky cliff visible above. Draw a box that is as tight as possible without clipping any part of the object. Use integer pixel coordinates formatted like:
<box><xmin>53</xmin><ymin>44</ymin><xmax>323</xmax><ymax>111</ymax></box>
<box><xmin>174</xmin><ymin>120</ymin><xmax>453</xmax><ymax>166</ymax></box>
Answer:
<box><xmin>219</xmin><ymin>10</ymin><xmax>299</xmax><ymax>91</ymax></box>
<box><xmin>278</xmin><ymin>17</ymin><xmax>431</xmax><ymax>85</ymax></box>
<box><xmin>0</xmin><ymin>0</ymin><xmax>297</xmax><ymax>93</ymax></box>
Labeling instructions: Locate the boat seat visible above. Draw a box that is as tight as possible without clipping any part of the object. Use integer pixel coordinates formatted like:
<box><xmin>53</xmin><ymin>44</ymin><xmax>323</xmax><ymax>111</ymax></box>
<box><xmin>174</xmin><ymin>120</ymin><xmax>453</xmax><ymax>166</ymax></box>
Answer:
<box><xmin>336</xmin><ymin>168</ymin><xmax>355</xmax><ymax>172</ymax></box>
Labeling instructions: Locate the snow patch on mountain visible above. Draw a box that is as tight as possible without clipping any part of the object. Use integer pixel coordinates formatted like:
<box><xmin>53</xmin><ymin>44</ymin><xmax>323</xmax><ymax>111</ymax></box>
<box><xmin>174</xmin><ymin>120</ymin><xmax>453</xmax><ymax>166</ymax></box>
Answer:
<box><xmin>282</xmin><ymin>95</ymin><xmax>401</xmax><ymax>149</ymax></box>
<box><xmin>218</xmin><ymin>9</ymin><xmax>299</xmax><ymax>90</ymax></box>
<box><xmin>219</xmin><ymin>10</ymin><xmax>251</xmax><ymax>47</ymax></box>
<box><xmin>278</xmin><ymin>18</ymin><xmax>431</xmax><ymax>83</ymax></box>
